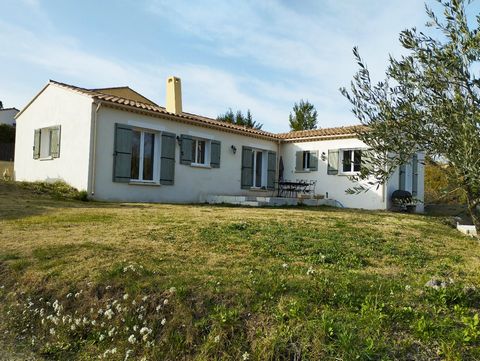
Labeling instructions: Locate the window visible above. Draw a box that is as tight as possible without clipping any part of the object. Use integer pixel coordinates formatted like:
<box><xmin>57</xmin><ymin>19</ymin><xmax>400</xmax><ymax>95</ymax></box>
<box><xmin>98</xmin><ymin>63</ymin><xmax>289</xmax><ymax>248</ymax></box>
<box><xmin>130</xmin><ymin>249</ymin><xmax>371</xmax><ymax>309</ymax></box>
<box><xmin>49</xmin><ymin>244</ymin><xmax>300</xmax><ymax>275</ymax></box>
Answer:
<box><xmin>251</xmin><ymin>149</ymin><xmax>266</xmax><ymax>188</ymax></box>
<box><xmin>191</xmin><ymin>138</ymin><xmax>207</xmax><ymax>165</ymax></box>
<box><xmin>295</xmin><ymin>150</ymin><xmax>318</xmax><ymax>172</ymax></box>
<box><xmin>130</xmin><ymin>129</ymin><xmax>158</xmax><ymax>182</ymax></box>
<box><xmin>33</xmin><ymin>126</ymin><xmax>60</xmax><ymax>159</ymax></box>
<box><xmin>342</xmin><ymin>149</ymin><xmax>362</xmax><ymax>173</ymax></box>
<box><xmin>303</xmin><ymin>151</ymin><xmax>311</xmax><ymax>170</ymax></box>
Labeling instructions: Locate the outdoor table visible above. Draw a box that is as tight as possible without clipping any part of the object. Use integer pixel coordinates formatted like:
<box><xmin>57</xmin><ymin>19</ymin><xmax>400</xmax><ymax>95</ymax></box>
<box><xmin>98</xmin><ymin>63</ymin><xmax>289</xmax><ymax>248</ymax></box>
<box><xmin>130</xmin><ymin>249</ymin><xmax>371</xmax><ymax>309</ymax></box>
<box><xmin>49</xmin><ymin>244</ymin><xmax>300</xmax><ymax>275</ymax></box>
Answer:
<box><xmin>276</xmin><ymin>180</ymin><xmax>310</xmax><ymax>198</ymax></box>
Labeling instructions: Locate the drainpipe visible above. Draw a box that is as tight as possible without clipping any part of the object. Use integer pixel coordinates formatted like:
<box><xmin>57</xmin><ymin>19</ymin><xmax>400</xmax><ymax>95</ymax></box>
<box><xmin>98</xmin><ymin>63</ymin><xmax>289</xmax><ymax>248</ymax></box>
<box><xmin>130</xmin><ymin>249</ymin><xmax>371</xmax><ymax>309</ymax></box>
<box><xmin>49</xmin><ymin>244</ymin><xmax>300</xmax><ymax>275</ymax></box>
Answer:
<box><xmin>277</xmin><ymin>139</ymin><xmax>281</xmax><ymax>182</ymax></box>
<box><xmin>90</xmin><ymin>101</ymin><xmax>102</xmax><ymax>196</ymax></box>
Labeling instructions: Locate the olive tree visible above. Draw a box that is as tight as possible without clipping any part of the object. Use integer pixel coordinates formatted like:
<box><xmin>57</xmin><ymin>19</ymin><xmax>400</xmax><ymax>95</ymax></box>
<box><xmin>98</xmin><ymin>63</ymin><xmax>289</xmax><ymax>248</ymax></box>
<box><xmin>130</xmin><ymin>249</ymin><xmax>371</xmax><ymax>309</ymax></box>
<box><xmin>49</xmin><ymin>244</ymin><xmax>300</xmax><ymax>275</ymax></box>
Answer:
<box><xmin>341</xmin><ymin>0</ymin><xmax>480</xmax><ymax>231</ymax></box>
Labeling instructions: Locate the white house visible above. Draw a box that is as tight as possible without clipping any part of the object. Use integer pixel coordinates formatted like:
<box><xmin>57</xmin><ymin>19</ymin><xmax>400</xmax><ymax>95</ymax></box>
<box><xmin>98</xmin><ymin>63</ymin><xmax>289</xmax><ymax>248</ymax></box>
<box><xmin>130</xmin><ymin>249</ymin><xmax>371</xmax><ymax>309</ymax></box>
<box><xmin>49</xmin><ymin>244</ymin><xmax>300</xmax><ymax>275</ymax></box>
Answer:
<box><xmin>0</xmin><ymin>108</ymin><xmax>19</xmax><ymax>126</ymax></box>
<box><xmin>14</xmin><ymin>78</ymin><xmax>424</xmax><ymax>212</ymax></box>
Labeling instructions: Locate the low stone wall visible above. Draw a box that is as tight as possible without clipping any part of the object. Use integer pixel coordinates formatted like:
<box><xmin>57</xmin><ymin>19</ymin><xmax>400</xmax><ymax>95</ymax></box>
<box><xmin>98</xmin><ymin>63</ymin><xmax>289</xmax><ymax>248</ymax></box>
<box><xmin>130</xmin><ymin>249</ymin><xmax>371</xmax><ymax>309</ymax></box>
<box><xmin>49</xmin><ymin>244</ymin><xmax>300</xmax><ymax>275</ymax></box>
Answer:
<box><xmin>205</xmin><ymin>195</ymin><xmax>338</xmax><ymax>207</ymax></box>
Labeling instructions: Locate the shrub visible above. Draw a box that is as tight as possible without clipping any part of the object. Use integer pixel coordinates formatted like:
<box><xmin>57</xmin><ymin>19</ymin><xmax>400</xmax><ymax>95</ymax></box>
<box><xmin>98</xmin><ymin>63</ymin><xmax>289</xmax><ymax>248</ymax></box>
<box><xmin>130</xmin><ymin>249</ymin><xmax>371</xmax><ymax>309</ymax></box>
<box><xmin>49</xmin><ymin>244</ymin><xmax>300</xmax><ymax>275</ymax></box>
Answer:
<box><xmin>16</xmin><ymin>180</ymin><xmax>89</xmax><ymax>201</ymax></box>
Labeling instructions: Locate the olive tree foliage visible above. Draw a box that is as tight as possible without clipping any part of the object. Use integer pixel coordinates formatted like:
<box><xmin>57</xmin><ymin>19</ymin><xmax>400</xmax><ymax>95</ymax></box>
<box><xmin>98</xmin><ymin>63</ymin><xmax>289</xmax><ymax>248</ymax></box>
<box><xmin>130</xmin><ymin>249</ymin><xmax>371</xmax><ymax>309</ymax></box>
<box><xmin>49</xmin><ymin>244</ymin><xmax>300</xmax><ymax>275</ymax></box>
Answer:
<box><xmin>340</xmin><ymin>0</ymin><xmax>480</xmax><ymax>230</ymax></box>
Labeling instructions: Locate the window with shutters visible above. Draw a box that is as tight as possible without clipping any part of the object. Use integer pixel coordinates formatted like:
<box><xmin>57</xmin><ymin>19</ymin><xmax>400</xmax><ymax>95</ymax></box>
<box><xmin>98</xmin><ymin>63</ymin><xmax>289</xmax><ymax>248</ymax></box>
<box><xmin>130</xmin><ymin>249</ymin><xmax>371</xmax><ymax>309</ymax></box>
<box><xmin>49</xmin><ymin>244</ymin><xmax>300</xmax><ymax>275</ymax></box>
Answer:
<box><xmin>192</xmin><ymin>138</ymin><xmax>210</xmax><ymax>166</ymax></box>
<box><xmin>190</xmin><ymin>138</ymin><xmax>210</xmax><ymax>167</ymax></box>
<box><xmin>340</xmin><ymin>149</ymin><xmax>362</xmax><ymax>174</ymax></box>
<box><xmin>33</xmin><ymin>126</ymin><xmax>61</xmax><ymax>160</ymax></box>
<box><xmin>130</xmin><ymin>129</ymin><xmax>160</xmax><ymax>183</ymax></box>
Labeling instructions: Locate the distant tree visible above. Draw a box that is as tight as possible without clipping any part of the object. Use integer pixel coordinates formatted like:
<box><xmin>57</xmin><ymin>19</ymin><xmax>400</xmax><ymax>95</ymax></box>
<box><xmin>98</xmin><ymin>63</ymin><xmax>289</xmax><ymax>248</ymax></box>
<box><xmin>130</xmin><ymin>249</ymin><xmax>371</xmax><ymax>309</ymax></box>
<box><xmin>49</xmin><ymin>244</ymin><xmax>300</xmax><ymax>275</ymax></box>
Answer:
<box><xmin>0</xmin><ymin>100</ymin><xmax>3</xmax><ymax>109</ymax></box>
<box><xmin>217</xmin><ymin>108</ymin><xmax>263</xmax><ymax>130</ymax></box>
<box><xmin>288</xmin><ymin>100</ymin><xmax>318</xmax><ymax>131</ymax></box>
<box><xmin>0</xmin><ymin>124</ymin><xmax>15</xmax><ymax>143</ymax></box>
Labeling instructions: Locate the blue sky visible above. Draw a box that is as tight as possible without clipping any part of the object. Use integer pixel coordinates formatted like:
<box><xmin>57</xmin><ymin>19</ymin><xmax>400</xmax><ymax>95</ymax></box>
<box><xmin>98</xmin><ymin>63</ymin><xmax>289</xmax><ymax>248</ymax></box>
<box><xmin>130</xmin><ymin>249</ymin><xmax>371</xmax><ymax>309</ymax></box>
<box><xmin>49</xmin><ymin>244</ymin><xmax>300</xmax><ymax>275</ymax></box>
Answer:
<box><xmin>1</xmin><ymin>0</ymin><xmax>478</xmax><ymax>132</ymax></box>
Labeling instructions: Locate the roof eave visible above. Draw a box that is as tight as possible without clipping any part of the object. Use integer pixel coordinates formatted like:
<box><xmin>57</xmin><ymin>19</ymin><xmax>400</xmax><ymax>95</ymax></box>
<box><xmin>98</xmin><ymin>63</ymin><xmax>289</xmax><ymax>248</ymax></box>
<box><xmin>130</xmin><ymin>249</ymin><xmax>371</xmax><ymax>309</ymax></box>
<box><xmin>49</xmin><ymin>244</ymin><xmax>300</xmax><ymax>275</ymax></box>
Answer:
<box><xmin>99</xmin><ymin>100</ymin><xmax>279</xmax><ymax>141</ymax></box>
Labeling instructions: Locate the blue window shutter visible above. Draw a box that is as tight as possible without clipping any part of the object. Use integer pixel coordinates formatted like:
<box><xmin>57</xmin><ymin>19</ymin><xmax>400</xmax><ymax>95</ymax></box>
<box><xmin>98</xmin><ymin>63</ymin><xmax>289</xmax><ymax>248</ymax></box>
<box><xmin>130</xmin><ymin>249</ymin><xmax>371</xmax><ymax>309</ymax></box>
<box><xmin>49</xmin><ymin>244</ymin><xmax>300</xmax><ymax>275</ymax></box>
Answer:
<box><xmin>160</xmin><ymin>132</ymin><xmax>176</xmax><ymax>185</ymax></box>
<box><xmin>50</xmin><ymin>126</ymin><xmax>61</xmax><ymax>158</ymax></box>
<box><xmin>295</xmin><ymin>151</ymin><xmax>303</xmax><ymax>172</ymax></box>
<box><xmin>210</xmin><ymin>140</ymin><xmax>221</xmax><ymax>168</ymax></box>
<box><xmin>267</xmin><ymin>151</ymin><xmax>276</xmax><ymax>190</ymax></box>
<box><xmin>33</xmin><ymin>129</ymin><xmax>41</xmax><ymax>159</ymax></box>
<box><xmin>399</xmin><ymin>164</ymin><xmax>406</xmax><ymax>191</ymax></box>
<box><xmin>180</xmin><ymin>134</ymin><xmax>193</xmax><ymax>165</ymax></box>
<box><xmin>113</xmin><ymin>123</ymin><xmax>133</xmax><ymax>183</ymax></box>
<box><xmin>411</xmin><ymin>154</ymin><xmax>418</xmax><ymax>196</ymax></box>
<box><xmin>241</xmin><ymin>146</ymin><xmax>253</xmax><ymax>189</ymax></box>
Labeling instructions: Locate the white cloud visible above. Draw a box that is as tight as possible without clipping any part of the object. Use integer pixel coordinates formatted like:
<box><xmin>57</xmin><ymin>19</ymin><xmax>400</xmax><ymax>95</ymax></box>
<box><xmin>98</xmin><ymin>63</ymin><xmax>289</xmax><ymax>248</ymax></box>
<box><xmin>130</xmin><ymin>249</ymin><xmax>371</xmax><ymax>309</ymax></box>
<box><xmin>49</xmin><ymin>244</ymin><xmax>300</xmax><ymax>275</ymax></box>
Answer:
<box><xmin>2</xmin><ymin>0</ymin><xmax>433</xmax><ymax>131</ymax></box>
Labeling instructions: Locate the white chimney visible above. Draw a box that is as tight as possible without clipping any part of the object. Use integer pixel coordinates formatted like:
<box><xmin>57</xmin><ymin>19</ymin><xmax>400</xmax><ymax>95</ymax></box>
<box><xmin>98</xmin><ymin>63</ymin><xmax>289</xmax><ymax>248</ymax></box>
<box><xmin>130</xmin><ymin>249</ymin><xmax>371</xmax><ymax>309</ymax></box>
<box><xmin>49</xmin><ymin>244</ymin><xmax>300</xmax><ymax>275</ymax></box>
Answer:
<box><xmin>166</xmin><ymin>76</ymin><xmax>182</xmax><ymax>114</ymax></box>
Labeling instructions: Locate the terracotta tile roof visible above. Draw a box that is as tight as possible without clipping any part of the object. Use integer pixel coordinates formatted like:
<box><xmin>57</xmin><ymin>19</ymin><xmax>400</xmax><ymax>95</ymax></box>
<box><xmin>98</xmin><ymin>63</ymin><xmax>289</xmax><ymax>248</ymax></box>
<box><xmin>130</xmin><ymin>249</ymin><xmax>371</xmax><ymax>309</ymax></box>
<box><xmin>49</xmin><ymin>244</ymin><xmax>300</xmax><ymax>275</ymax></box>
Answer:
<box><xmin>277</xmin><ymin>125</ymin><xmax>365</xmax><ymax>140</ymax></box>
<box><xmin>48</xmin><ymin>80</ymin><xmax>364</xmax><ymax>141</ymax></box>
<box><xmin>49</xmin><ymin>80</ymin><xmax>277</xmax><ymax>140</ymax></box>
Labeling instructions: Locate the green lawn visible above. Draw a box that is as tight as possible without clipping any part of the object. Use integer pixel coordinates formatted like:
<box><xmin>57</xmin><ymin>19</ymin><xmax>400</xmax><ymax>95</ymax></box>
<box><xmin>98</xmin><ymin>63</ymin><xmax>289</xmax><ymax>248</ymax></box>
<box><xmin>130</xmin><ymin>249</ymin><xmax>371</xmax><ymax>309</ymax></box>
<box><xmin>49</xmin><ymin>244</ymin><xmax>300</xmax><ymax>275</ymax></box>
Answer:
<box><xmin>0</xmin><ymin>181</ymin><xmax>479</xmax><ymax>360</ymax></box>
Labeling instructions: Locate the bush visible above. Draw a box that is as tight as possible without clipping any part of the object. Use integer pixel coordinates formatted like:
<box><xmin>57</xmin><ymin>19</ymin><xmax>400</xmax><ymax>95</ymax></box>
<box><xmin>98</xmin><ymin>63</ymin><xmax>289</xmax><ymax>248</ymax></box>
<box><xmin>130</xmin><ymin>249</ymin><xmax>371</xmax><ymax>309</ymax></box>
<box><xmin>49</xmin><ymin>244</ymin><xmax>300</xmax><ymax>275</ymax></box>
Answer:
<box><xmin>17</xmin><ymin>181</ymin><xmax>89</xmax><ymax>201</ymax></box>
<box><xmin>425</xmin><ymin>158</ymin><xmax>466</xmax><ymax>204</ymax></box>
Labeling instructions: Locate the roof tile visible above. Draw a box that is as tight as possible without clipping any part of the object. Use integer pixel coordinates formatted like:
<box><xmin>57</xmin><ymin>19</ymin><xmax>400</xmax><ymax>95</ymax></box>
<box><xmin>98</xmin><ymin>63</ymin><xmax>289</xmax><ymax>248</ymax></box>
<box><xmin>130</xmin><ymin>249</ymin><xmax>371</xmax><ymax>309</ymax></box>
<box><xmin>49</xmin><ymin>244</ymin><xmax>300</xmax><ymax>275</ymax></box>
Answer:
<box><xmin>48</xmin><ymin>80</ymin><xmax>363</xmax><ymax>141</ymax></box>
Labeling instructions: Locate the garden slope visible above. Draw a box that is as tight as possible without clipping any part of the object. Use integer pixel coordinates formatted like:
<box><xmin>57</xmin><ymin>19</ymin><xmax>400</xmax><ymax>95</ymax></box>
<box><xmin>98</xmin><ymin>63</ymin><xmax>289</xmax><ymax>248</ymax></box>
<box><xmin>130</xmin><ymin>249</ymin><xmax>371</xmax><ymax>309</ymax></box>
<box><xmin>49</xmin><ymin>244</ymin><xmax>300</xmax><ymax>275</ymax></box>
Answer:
<box><xmin>0</xmin><ymin>181</ymin><xmax>479</xmax><ymax>360</ymax></box>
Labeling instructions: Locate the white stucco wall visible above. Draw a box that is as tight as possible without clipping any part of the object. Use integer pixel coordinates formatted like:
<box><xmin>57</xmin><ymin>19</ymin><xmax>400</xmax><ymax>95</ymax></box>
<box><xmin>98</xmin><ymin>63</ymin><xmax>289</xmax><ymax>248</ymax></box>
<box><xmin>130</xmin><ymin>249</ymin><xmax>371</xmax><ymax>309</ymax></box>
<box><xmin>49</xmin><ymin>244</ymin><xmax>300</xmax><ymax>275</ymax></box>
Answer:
<box><xmin>14</xmin><ymin>84</ymin><xmax>93</xmax><ymax>190</ymax></box>
<box><xmin>92</xmin><ymin>107</ymin><xmax>279</xmax><ymax>203</ymax></box>
<box><xmin>280</xmin><ymin>138</ymin><xmax>387</xmax><ymax>210</ymax></box>
<box><xmin>0</xmin><ymin>108</ymin><xmax>19</xmax><ymax>126</ymax></box>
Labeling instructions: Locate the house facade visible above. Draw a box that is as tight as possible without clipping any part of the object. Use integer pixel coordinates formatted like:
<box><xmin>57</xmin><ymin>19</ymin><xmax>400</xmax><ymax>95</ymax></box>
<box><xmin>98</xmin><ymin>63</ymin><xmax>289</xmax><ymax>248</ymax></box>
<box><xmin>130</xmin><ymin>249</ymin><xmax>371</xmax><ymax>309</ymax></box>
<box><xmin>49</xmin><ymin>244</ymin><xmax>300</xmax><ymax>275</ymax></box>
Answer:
<box><xmin>0</xmin><ymin>108</ymin><xmax>19</xmax><ymax>126</ymax></box>
<box><xmin>14</xmin><ymin>78</ymin><xmax>424</xmax><ymax>212</ymax></box>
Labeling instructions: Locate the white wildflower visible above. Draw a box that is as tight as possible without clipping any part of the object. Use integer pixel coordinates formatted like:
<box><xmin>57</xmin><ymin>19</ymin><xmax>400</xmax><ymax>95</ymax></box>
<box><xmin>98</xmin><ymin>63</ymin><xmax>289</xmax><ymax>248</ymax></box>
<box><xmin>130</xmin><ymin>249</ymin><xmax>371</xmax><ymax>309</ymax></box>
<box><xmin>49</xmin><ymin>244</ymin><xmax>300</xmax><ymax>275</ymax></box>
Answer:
<box><xmin>49</xmin><ymin>328</ymin><xmax>55</xmax><ymax>336</ymax></box>
<box><xmin>108</xmin><ymin>327</ymin><xmax>116</xmax><ymax>337</ymax></box>
<box><xmin>99</xmin><ymin>334</ymin><xmax>105</xmax><ymax>342</ymax></box>
<box><xmin>306</xmin><ymin>267</ymin><xmax>315</xmax><ymax>276</ymax></box>
<box><xmin>169</xmin><ymin>287</ymin><xmax>176</xmax><ymax>293</ymax></box>
<box><xmin>70</xmin><ymin>325</ymin><xmax>76</xmax><ymax>331</ymax></box>
<box><xmin>142</xmin><ymin>296</ymin><xmax>148</xmax><ymax>302</ymax></box>
<box><xmin>282</xmin><ymin>263</ymin><xmax>288</xmax><ymax>269</ymax></box>
<box><xmin>242</xmin><ymin>352</ymin><xmax>250</xmax><ymax>360</ymax></box>
<box><xmin>214</xmin><ymin>335</ymin><xmax>220</xmax><ymax>343</ymax></box>
<box><xmin>123</xmin><ymin>293</ymin><xmax>129</xmax><ymax>300</ymax></box>
<box><xmin>163</xmin><ymin>299</ymin><xmax>169</xmax><ymax>305</ymax></box>
<box><xmin>104</xmin><ymin>309</ymin><xmax>114</xmax><ymax>320</ymax></box>
<box><xmin>139</xmin><ymin>327</ymin><xmax>151</xmax><ymax>335</ymax></box>
<box><xmin>161</xmin><ymin>318</ymin><xmax>166</xmax><ymax>326</ymax></box>
<box><xmin>124</xmin><ymin>349</ymin><xmax>133</xmax><ymax>360</ymax></box>
<box><xmin>156</xmin><ymin>305</ymin><xmax>161</xmax><ymax>312</ymax></box>
<box><xmin>128</xmin><ymin>334</ymin><xmax>136</xmax><ymax>344</ymax></box>
<box><xmin>405</xmin><ymin>285</ymin><xmax>412</xmax><ymax>291</ymax></box>
<box><xmin>133</xmin><ymin>325</ymin><xmax>138</xmax><ymax>332</ymax></box>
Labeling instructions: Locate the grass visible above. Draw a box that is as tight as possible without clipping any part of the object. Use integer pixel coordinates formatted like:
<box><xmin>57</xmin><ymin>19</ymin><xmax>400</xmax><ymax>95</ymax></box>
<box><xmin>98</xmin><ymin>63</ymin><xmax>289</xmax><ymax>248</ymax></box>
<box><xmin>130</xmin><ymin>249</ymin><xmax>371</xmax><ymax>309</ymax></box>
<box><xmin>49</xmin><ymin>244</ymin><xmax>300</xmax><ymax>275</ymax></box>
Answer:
<box><xmin>0</xmin><ymin>180</ymin><xmax>479</xmax><ymax>360</ymax></box>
